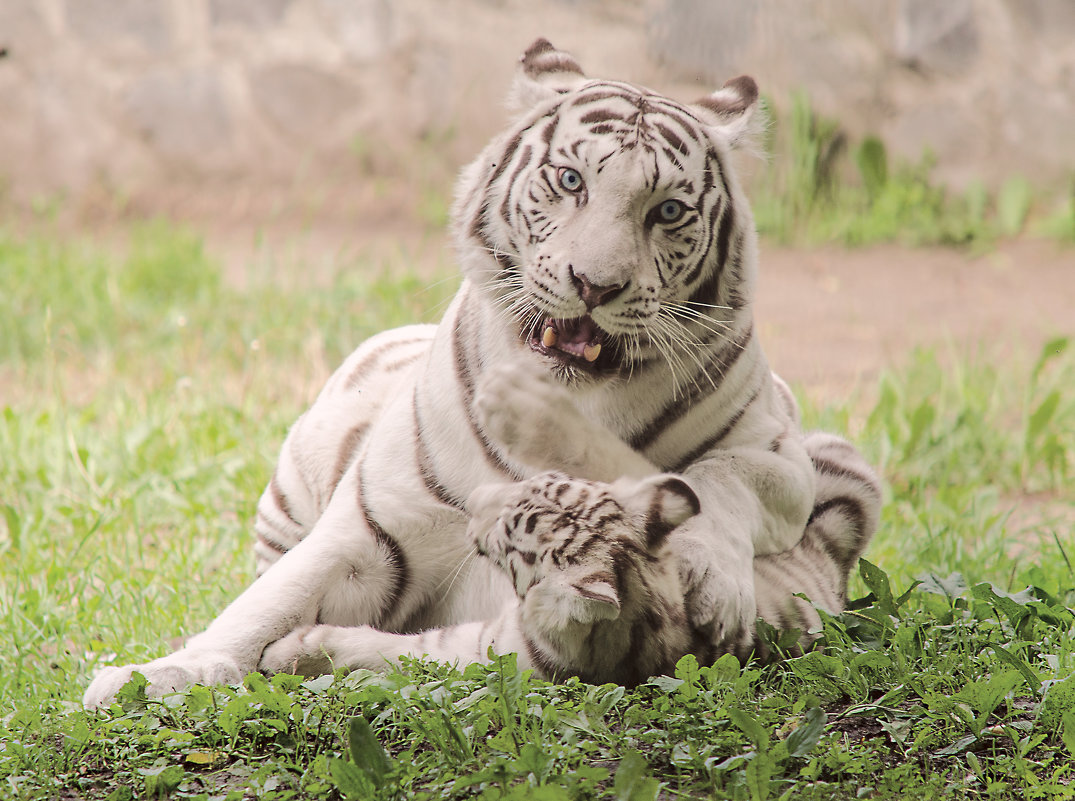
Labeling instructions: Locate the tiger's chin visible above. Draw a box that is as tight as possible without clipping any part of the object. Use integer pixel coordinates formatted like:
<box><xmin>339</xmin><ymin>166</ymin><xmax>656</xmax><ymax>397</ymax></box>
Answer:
<box><xmin>526</xmin><ymin>313</ymin><xmax>619</xmax><ymax>380</ymax></box>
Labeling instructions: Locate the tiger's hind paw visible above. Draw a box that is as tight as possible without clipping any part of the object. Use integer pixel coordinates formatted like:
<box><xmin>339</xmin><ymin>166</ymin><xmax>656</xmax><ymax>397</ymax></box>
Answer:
<box><xmin>83</xmin><ymin>650</ymin><xmax>245</xmax><ymax>709</ymax></box>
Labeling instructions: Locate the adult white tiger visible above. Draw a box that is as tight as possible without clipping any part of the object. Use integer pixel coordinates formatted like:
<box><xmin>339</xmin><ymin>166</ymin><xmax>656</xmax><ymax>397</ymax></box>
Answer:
<box><xmin>84</xmin><ymin>39</ymin><xmax>881</xmax><ymax>707</ymax></box>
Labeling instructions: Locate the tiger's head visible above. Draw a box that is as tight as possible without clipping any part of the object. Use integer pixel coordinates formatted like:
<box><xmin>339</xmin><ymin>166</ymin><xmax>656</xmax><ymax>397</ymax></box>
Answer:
<box><xmin>455</xmin><ymin>38</ymin><xmax>763</xmax><ymax>384</ymax></box>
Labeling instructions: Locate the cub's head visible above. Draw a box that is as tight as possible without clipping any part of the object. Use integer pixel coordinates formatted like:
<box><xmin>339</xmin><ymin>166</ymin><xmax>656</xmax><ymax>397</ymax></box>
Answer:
<box><xmin>465</xmin><ymin>471</ymin><xmax>700</xmax><ymax>626</ymax></box>
<box><xmin>455</xmin><ymin>38</ymin><xmax>762</xmax><ymax>384</ymax></box>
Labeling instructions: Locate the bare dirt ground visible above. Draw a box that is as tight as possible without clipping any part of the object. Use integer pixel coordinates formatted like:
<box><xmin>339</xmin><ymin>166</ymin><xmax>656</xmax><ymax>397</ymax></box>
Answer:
<box><xmin>754</xmin><ymin>239</ymin><xmax>1074</xmax><ymax>401</ymax></box>
<box><xmin>200</xmin><ymin>226</ymin><xmax>1073</xmax><ymax>404</ymax></box>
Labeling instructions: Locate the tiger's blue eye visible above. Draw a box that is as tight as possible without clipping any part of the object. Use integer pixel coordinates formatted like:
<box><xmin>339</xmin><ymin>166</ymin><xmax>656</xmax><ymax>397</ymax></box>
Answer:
<box><xmin>557</xmin><ymin>167</ymin><xmax>584</xmax><ymax>193</ymax></box>
<box><xmin>658</xmin><ymin>199</ymin><xmax>685</xmax><ymax>223</ymax></box>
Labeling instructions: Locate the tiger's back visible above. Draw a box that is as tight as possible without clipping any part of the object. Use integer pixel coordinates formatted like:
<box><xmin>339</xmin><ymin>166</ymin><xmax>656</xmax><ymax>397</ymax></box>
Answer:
<box><xmin>252</xmin><ymin>325</ymin><xmax>436</xmax><ymax>571</ymax></box>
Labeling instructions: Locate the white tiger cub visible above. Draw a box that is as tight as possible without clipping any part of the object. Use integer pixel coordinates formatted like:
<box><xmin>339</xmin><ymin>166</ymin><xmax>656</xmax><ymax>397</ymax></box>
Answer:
<box><xmin>84</xmin><ymin>39</ymin><xmax>882</xmax><ymax>707</ymax></box>
<box><xmin>263</xmin><ymin>472</ymin><xmax>698</xmax><ymax>687</ymax></box>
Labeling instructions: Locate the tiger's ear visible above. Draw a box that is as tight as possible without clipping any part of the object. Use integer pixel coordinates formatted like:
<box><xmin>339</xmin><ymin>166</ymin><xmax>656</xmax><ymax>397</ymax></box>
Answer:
<box><xmin>624</xmin><ymin>474</ymin><xmax>701</xmax><ymax>549</ymax></box>
<box><xmin>508</xmin><ymin>38</ymin><xmax>588</xmax><ymax>114</ymax></box>
<box><xmin>691</xmin><ymin>75</ymin><xmax>763</xmax><ymax>152</ymax></box>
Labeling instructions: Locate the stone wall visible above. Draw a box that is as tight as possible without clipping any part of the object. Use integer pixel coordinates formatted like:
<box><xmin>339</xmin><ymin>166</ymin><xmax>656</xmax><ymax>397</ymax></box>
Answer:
<box><xmin>1</xmin><ymin>0</ymin><xmax>1073</xmax><ymax>223</ymax></box>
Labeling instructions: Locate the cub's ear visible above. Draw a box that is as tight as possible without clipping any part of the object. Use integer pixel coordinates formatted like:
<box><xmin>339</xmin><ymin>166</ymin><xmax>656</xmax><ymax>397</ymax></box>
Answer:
<box><xmin>626</xmin><ymin>474</ymin><xmax>701</xmax><ymax>548</ymax></box>
<box><xmin>529</xmin><ymin>574</ymin><xmax>621</xmax><ymax>626</ymax></box>
<box><xmin>691</xmin><ymin>75</ymin><xmax>763</xmax><ymax>152</ymax></box>
<box><xmin>570</xmin><ymin>574</ymin><xmax>621</xmax><ymax>623</ymax></box>
<box><xmin>464</xmin><ymin>481</ymin><xmax>512</xmax><ymax>518</ymax></box>
<box><xmin>508</xmin><ymin>38</ymin><xmax>588</xmax><ymax>114</ymax></box>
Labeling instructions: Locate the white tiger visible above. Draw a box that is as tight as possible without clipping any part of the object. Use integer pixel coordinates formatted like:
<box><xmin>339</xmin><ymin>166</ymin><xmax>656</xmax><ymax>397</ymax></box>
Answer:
<box><xmin>263</xmin><ymin>471</ymin><xmax>698</xmax><ymax>687</ymax></box>
<box><xmin>84</xmin><ymin>39</ymin><xmax>881</xmax><ymax>706</ymax></box>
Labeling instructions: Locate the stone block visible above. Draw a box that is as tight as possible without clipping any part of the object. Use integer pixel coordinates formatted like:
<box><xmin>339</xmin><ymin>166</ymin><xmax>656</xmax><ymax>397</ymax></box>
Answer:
<box><xmin>895</xmin><ymin>0</ymin><xmax>979</xmax><ymax>74</ymax></box>
<box><xmin>1000</xmin><ymin>80</ymin><xmax>1075</xmax><ymax>184</ymax></box>
<box><xmin>210</xmin><ymin>0</ymin><xmax>294</xmax><ymax>29</ymax></box>
<box><xmin>314</xmin><ymin>0</ymin><xmax>397</xmax><ymax>63</ymax></box>
<box><xmin>123</xmin><ymin>66</ymin><xmax>235</xmax><ymax>171</ymax></box>
<box><xmin>64</xmin><ymin>0</ymin><xmax>175</xmax><ymax>53</ymax></box>
<box><xmin>0</xmin><ymin>0</ymin><xmax>53</xmax><ymax>55</ymax></box>
<box><xmin>647</xmin><ymin>0</ymin><xmax>758</xmax><ymax>79</ymax></box>
<box><xmin>250</xmin><ymin>63</ymin><xmax>360</xmax><ymax>142</ymax></box>
<box><xmin>1005</xmin><ymin>0</ymin><xmax>1075</xmax><ymax>46</ymax></box>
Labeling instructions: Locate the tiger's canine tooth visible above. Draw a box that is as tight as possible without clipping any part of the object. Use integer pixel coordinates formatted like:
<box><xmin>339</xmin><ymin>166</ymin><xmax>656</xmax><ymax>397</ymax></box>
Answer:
<box><xmin>542</xmin><ymin>327</ymin><xmax>558</xmax><ymax>348</ymax></box>
<box><xmin>583</xmin><ymin>342</ymin><xmax>601</xmax><ymax>362</ymax></box>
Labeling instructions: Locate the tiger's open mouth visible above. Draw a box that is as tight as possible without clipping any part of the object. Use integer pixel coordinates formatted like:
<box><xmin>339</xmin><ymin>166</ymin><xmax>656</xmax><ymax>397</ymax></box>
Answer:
<box><xmin>528</xmin><ymin>314</ymin><xmax>611</xmax><ymax>371</ymax></box>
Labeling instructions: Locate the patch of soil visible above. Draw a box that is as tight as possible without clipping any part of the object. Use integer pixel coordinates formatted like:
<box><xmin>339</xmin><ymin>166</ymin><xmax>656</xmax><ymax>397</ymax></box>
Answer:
<box><xmin>197</xmin><ymin>225</ymin><xmax>1074</xmax><ymax>404</ymax></box>
<box><xmin>754</xmin><ymin>239</ymin><xmax>1074</xmax><ymax>402</ymax></box>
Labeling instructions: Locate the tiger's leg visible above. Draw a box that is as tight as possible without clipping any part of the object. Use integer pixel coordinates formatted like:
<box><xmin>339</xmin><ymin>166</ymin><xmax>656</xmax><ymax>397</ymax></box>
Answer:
<box><xmin>476</xmin><ymin>360</ymin><xmax>658</xmax><ymax>480</ymax></box>
<box><xmin>82</xmin><ymin>464</ymin><xmax>417</xmax><ymax>707</ymax></box>
<box><xmin>259</xmin><ymin>615</ymin><xmax>524</xmax><ymax>676</ymax></box>
<box><xmin>751</xmin><ymin>431</ymin><xmax>882</xmax><ymax>655</ymax></box>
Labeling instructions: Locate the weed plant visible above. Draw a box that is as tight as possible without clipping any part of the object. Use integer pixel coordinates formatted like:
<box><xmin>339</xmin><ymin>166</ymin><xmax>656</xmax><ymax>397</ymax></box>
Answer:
<box><xmin>1</xmin><ymin>224</ymin><xmax>1074</xmax><ymax>799</ymax></box>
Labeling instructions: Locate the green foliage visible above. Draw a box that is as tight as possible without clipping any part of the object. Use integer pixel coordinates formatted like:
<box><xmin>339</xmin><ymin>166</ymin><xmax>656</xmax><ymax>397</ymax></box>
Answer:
<box><xmin>1</xmin><ymin>224</ymin><xmax>1074</xmax><ymax>799</ymax></box>
<box><xmin>855</xmin><ymin>136</ymin><xmax>888</xmax><ymax>204</ymax></box>
<box><xmin>1034</xmin><ymin>178</ymin><xmax>1075</xmax><ymax>241</ymax></box>
<box><xmin>863</xmin><ymin>340</ymin><xmax>1075</xmax><ymax>505</ymax></box>
<box><xmin>997</xmin><ymin>176</ymin><xmax>1033</xmax><ymax>238</ymax></box>
<box><xmin>332</xmin><ymin>716</ymin><xmax>395</xmax><ymax>799</ymax></box>
<box><xmin>752</xmin><ymin>95</ymin><xmax>1072</xmax><ymax>248</ymax></box>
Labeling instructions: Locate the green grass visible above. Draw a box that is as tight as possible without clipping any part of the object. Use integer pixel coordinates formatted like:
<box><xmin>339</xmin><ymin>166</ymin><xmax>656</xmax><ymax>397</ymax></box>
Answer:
<box><xmin>752</xmin><ymin>93</ymin><xmax>1075</xmax><ymax>247</ymax></box>
<box><xmin>1</xmin><ymin>223</ymin><xmax>1074</xmax><ymax>800</ymax></box>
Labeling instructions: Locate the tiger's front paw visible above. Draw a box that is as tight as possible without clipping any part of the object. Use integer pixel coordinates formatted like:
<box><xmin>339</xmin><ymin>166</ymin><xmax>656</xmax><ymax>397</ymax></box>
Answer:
<box><xmin>476</xmin><ymin>361</ymin><xmax>583</xmax><ymax>470</ymax></box>
<box><xmin>260</xmin><ymin>626</ymin><xmax>334</xmax><ymax>677</ymax></box>
<box><xmin>83</xmin><ymin>650</ymin><xmax>245</xmax><ymax>709</ymax></box>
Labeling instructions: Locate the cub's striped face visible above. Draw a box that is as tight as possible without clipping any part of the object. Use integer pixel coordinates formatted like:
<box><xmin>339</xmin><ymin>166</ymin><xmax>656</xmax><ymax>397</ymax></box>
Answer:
<box><xmin>465</xmin><ymin>471</ymin><xmax>700</xmax><ymax>620</ymax></box>
<box><xmin>458</xmin><ymin>40</ymin><xmax>760</xmax><ymax>384</ymax></box>
<box><xmin>468</xmin><ymin>474</ymin><xmax>626</xmax><ymax>600</ymax></box>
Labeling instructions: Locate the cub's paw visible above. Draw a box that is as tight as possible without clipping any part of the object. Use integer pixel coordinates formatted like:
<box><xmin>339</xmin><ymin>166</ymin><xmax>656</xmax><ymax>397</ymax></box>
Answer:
<box><xmin>83</xmin><ymin>650</ymin><xmax>244</xmax><ymax>709</ymax></box>
<box><xmin>260</xmin><ymin>626</ymin><xmax>334</xmax><ymax>677</ymax></box>
<box><xmin>476</xmin><ymin>362</ymin><xmax>584</xmax><ymax>470</ymax></box>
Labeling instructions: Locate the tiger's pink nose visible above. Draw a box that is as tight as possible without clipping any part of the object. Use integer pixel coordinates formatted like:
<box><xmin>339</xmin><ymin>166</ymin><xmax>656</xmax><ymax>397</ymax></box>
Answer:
<box><xmin>570</xmin><ymin>267</ymin><xmax>625</xmax><ymax>310</ymax></box>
